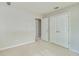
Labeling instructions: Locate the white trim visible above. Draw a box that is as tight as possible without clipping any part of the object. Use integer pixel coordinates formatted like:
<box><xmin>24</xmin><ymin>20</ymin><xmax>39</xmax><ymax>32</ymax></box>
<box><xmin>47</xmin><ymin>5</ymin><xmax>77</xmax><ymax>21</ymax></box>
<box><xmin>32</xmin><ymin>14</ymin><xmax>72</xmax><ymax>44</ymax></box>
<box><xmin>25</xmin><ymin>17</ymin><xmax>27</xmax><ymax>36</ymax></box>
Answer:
<box><xmin>69</xmin><ymin>49</ymin><xmax>79</xmax><ymax>54</ymax></box>
<box><xmin>0</xmin><ymin>40</ymin><xmax>35</xmax><ymax>51</ymax></box>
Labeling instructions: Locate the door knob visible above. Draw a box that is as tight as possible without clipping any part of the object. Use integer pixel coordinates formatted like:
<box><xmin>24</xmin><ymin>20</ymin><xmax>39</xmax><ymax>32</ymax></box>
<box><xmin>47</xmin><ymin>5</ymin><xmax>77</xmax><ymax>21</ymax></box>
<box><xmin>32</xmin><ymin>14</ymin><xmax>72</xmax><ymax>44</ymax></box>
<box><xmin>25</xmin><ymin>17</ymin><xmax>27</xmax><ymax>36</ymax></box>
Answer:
<box><xmin>56</xmin><ymin>31</ymin><xmax>60</xmax><ymax>33</ymax></box>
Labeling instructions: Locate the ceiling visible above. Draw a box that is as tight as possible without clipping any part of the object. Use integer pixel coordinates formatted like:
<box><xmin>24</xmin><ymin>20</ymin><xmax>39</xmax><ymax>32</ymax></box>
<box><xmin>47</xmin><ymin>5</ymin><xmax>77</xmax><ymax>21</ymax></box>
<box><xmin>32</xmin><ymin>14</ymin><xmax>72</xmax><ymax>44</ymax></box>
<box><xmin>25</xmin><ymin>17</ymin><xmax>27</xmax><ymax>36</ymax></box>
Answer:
<box><xmin>1</xmin><ymin>2</ymin><xmax>78</xmax><ymax>16</ymax></box>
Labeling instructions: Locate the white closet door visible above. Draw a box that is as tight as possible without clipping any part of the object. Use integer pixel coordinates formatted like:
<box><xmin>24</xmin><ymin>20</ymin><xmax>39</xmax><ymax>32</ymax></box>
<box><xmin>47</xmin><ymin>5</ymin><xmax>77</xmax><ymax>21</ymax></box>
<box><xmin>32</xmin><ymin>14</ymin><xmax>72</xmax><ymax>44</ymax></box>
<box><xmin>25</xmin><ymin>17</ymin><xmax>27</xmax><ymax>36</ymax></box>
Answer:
<box><xmin>50</xmin><ymin>13</ymin><xmax>68</xmax><ymax>48</ymax></box>
<box><xmin>41</xmin><ymin>18</ymin><xmax>48</xmax><ymax>41</ymax></box>
<box><xmin>55</xmin><ymin>13</ymin><xmax>68</xmax><ymax>48</ymax></box>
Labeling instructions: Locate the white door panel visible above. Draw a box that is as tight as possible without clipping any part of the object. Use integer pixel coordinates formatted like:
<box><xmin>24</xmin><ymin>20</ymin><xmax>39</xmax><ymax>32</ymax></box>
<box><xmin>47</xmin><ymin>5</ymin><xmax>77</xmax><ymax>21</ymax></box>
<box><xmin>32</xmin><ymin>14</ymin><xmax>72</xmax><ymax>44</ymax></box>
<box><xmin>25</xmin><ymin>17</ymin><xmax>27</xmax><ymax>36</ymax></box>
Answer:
<box><xmin>41</xmin><ymin>18</ymin><xmax>48</xmax><ymax>41</ymax></box>
<box><xmin>50</xmin><ymin>13</ymin><xmax>68</xmax><ymax>48</ymax></box>
<box><xmin>55</xmin><ymin>13</ymin><xmax>68</xmax><ymax>48</ymax></box>
<box><xmin>50</xmin><ymin>16</ymin><xmax>56</xmax><ymax>43</ymax></box>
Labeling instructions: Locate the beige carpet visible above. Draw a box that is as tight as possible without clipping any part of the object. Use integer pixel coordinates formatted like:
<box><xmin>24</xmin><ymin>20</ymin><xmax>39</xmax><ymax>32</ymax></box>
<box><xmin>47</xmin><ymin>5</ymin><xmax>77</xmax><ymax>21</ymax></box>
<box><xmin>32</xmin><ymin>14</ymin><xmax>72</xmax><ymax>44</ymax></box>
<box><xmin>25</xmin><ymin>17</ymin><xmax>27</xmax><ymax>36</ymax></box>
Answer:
<box><xmin>0</xmin><ymin>40</ymin><xmax>79</xmax><ymax>56</ymax></box>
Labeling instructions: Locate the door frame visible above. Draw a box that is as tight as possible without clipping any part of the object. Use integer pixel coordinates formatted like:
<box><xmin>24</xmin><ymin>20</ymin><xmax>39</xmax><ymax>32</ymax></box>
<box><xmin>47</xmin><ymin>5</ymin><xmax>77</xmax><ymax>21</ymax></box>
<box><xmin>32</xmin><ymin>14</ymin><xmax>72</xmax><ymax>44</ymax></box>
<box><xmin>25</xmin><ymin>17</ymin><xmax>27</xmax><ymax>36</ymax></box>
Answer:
<box><xmin>35</xmin><ymin>18</ymin><xmax>41</xmax><ymax>41</ymax></box>
<box><xmin>48</xmin><ymin>12</ymin><xmax>69</xmax><ymax>48</ymax></box>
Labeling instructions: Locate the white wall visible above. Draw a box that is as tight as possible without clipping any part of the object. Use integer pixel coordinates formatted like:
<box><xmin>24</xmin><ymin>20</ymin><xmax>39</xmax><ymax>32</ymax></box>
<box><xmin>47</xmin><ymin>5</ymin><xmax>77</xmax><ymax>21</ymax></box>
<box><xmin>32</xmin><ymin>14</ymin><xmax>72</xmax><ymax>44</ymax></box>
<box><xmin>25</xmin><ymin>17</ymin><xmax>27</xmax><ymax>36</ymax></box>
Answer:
<box><xmin>68</xmin><ymin>4</ymin><xmax>79</xmax><ymax>53</ymax></box>
<box><xmin>0</xmin><ymin>3</ymin><xmax>36</xmax><ymax>49</ymax></box>
<box><xmin>44</xmin><ymin>3</ymin><xmax>79</xmax><ymax>53</ymax></box>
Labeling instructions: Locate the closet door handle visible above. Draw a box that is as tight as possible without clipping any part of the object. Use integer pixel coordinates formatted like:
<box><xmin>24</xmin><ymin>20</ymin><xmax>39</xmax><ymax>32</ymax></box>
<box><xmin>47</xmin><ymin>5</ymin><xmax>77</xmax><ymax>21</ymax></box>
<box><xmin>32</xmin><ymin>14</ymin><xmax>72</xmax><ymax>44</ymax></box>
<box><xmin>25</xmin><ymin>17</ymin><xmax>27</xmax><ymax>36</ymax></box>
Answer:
<box><xmin>56</xmin><ymin>31</ymin><xmax>60</xmax><ymax>33</ymax></box>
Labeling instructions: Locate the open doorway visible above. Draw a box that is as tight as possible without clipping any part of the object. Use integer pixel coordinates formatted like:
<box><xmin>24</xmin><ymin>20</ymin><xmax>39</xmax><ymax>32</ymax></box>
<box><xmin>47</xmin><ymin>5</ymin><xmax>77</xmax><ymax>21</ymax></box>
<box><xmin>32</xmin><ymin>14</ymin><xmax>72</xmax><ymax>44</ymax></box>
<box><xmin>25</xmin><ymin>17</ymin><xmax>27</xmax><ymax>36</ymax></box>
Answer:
<box><xmin>35</xmin><ymin>18</ymin><xmax>41</xmax><ymax>41</ymax></box>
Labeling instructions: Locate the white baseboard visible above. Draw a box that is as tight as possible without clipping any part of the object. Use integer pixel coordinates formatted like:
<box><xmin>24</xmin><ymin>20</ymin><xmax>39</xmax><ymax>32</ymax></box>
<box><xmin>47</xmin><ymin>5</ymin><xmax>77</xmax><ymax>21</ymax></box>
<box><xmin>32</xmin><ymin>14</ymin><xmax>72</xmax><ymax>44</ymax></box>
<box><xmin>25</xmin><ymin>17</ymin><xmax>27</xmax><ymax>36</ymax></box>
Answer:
<box><xmin>69</xmin><ymin>48</ymin><xmax>79</xmax><ymax>54</ymax></box>
<box><xmin>0</xmin><ymin>40</ymin><xmax>35</xmax><ymax>51</ymax></box>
